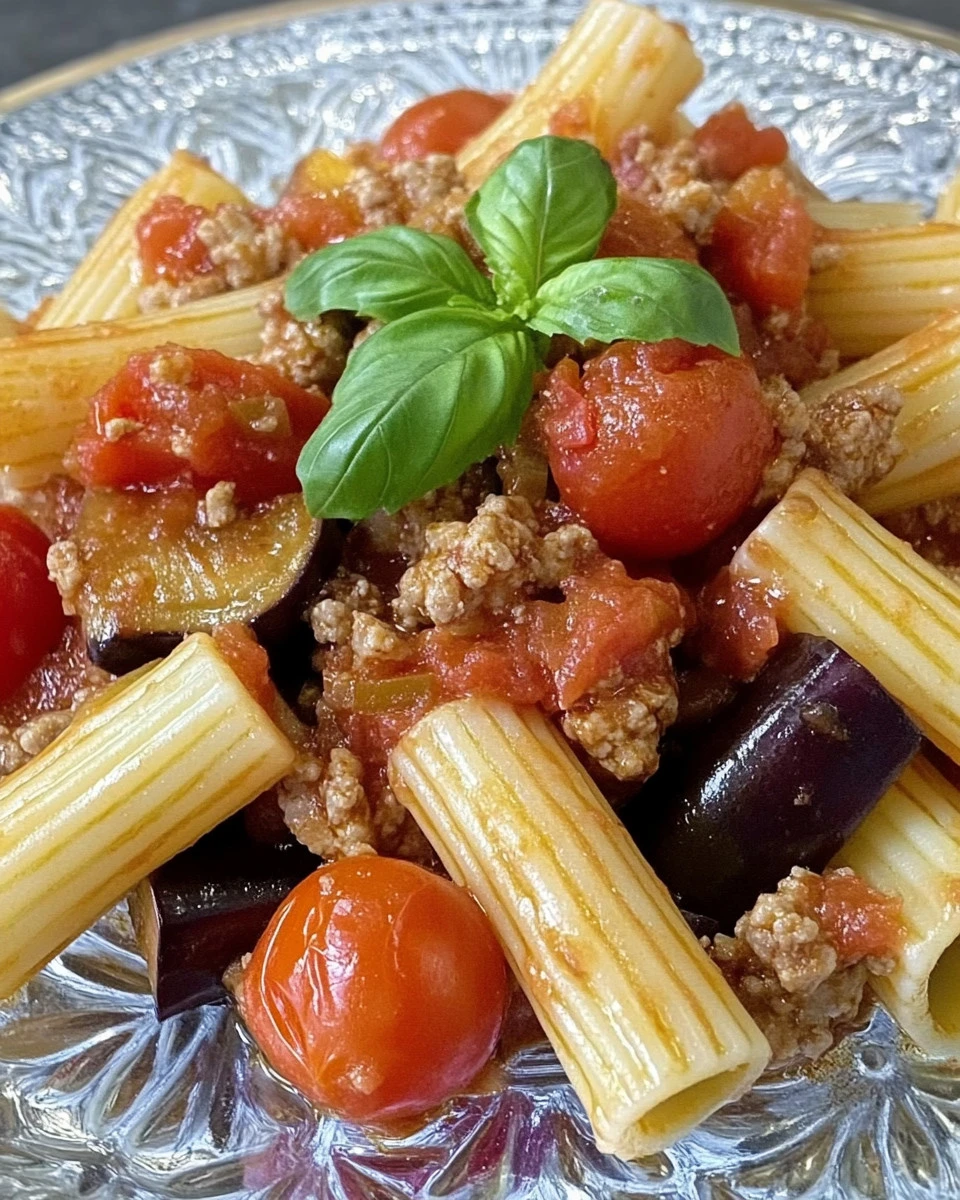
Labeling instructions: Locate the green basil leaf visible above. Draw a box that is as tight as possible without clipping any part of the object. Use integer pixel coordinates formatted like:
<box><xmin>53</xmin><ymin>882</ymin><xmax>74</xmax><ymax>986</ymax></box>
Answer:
<box><xmin>527</xmin><ymin>257</ymin><xmax>742</xmax><ymax>355</ymax></box>
<box><xmin>297</xmin><ymin>309</ymin><xmax>538</xmax><ymax>519</ymax></box>
<box><xmin>465</xmin><ymin>136</ymin><xmax>617</xmax><ymax>311</ymax></box>
<box><xmin>284</xmin><ymin>226</ymin><xmax>496</xmax><ymax>323</ymax></box>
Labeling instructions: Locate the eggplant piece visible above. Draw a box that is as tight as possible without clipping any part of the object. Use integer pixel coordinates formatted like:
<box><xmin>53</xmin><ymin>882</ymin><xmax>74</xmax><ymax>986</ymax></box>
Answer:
<box><xmin>129</xmin><ymin>817</ymin><xmax>318</xmax><ymax>1020</ymax></box>
<box><xmin>73</xmin><ymin>489</ymin><xmax>339</xmax><ymax>674</ymax></box>
<box><xmin>624</xmin><ymin>634</ymin><xmax>922</xmax><ymax>931</ymax></box>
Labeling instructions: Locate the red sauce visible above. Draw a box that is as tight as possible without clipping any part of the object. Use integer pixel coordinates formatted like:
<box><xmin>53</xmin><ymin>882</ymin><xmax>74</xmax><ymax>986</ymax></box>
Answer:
<box><xmin>0</xmin><ymin>620</ymin><xmax>91</xmax><ymax>728</ymax></box>
<box><xmin>693</xmin><ymin>103</ymin><xmax>789</xmax><ymax>181</ymax></box>
<box><xmin>597</xmin><ymin>192</ymin><xmax>698</xmax><ymax>262</ymax></box>
<box><xmin>693</xmin><ymin>566</ymin><xmax>781</xmax><ymax>681</ymax></box>
<box><xmin>734</xmin><ymin>303</ymin><xmax>836</xmax><ymax>390</ymax></box>
<box><xmin>816</xmin><ymin>870</ymin><xmax>905</xmax><ymax>966</ymax></box>
<box><xmin>136</xmin><ymin>194</ymin><xmax>215</xmax><ymax>285</ymax></box>
<box><xmin>212</xmin><ymin>623</ymin><xmax>276</xmax><ymax>712</ymax></box>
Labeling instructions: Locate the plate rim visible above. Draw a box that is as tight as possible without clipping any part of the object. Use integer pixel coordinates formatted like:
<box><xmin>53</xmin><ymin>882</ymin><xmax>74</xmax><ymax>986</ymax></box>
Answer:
<box><xmin>1</xmin><ymin>0</ymin><xmax>959</xmax><ymax>116</ymax></box>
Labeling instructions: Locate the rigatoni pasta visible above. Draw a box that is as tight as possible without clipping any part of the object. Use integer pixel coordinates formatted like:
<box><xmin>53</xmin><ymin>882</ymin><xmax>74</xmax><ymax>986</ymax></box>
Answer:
<box><xmin>935</xmin><ymin>165</ymin><xmax>960</xmax><ymax>222</ymax></box>
<box><xmin>806</xmin><ymin>199</ymin><xmax>923</xmax><ymax>230</ymax></box>
<box><xmin>389</xmin><ymin>698</ymin><xmax>770</xmax><ymax>1159</ymax></box>
<box><xmin>0</xmin><ymin>633</ymin><xmax>294</xmax><ymax>999</ymax></box>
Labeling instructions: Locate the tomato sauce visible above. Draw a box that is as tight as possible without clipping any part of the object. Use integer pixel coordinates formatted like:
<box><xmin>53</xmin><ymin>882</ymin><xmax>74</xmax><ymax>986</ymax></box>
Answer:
<box><xmin>816</xmin><ymin>870</ymin><xmax>905</xmax><ymax>966</ymax></box>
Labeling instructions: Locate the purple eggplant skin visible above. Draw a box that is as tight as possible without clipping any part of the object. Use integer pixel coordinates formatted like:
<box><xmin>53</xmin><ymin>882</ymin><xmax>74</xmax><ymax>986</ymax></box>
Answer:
<box><xmin>129</xmin><ymin>817</ymin><xmax>318</xmax><ymax>1021</ymax></box>
<box><xmin>623</xmin><ymin>634</ymin><xmax>922</xmax><ymax>931</ymax></box>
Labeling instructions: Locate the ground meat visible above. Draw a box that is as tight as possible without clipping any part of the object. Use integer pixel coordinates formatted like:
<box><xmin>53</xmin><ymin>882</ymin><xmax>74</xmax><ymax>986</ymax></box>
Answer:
<box><xmin>200</xmin><ymin>481</ymin><xmax>237</xmax><ymax>529</ymax></box>
<box><xmin>197</xmin><ymin>205</ymin><xmax>299</xmax><ymax>291</ymax></box>
<box><xmin>753</xmin><ymin>375</ymin><xmax>810</xmax><ymax>505</ymax></box>
<box><xmin>711</xmin><ymin>867</ymin><xmax>899</xmax><ymax>1066</ymax></box>
<box><xmin>805</xmin><ymin>383</ymin><xmax>902</xmax><ymax>496</ymax></box>
<box><xmin>0</xmin><ymin>672</ymin><xmax>109</xmax><ymax>779</ymax></box>
<box><xmin>615</xmin><ymin>127</ymin><xmax>726</xmax><ymax>243</ymax></box>
<box><xmin>255</xmin><ymin>288</ymin><xmax>351</xmax><ymax>392</ymax></box>
<box><xmin>392</xmin><ymin>494</ymin><xmax>597</xmax><ymax>630</ymax></box>
<box><xmin>138</xmin><ymin>273</ymin><xmax>227</xmax><ymax>313</ymax></box>
<box><xmin>47</xmin><ymin>539</ymin><xmax>82</xmax><ymax>615</ymax></box>
<box><xmin>344</xmin><ymin>150</ymin><xmax>465</xmax><ymax>229</ymax></box>
<box><xmin>884</xmin><ymin>496</ymin><xmax>960</xmax><ymax>581</ymax></box>
<box><xmin>309</xmin><ymin>572</ymin><xmax>384</xmax><ymax>647</ymax></box>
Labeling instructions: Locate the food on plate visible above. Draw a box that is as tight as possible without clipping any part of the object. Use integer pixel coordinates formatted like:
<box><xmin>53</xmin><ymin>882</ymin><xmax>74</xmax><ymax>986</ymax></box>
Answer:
<box><xmin>5</xmin><ymin>0</ymin><xmax>960</xmax><ymax>1162</ymax></box>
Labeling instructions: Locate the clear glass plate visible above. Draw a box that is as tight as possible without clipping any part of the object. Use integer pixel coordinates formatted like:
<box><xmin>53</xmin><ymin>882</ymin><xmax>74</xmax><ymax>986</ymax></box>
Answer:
<box><xmin>1</xmin><ymin>1</ymin><xmax>960</xmax><ymax>1195</ymax></box>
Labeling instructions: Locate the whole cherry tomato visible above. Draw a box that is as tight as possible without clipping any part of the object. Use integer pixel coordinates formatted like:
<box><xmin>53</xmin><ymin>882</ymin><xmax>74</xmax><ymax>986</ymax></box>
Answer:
<box><xmin>538</xmin><ymin>340</ymin><xmax>776</xmax><ymax>560</ymax></box>
<box><xmin>240</xmin><ymin>856</ymin><xmax>509</xmax><ymax>1124</ymax></box>
<box><xmin>0</xmin><ymin>506</ymin><xmax>67</xmax><ymax>704</ymax></box>
<box><xmin>380</xmin><ymin>89</ymin><xmax>509</xmax><ymax>162</ymax></box>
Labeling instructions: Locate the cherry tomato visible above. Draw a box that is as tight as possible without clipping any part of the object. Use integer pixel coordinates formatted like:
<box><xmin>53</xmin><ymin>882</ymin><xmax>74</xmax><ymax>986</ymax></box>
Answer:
<box><xmin>380</xmin><ymin>89</ymin><xmax>510</xmax><ymax>162</ymax></box>
<box><xmin>597</xmin><ymin>193</ymin><xmax>697</xmax><ymax>262</ymax></box>
<box><xmin>66</xmin><ymin>346</ymin><xmax>330</xmax><ymax>504</ymax></box>
<box><xmin>693</xmin><ymin>103</ymin><xmax>789</xmax><ymax>182</ymax></box>
<box><xmin>136</xmin><ymin>194</ymin><xmax>215</xmax><ymax>285</ymax></box>
<box><xmin>0</xmin><ymin>506</ymin><xmax>67</xmax><ymax>704</ymax></box>
<box><xmin>538</xmin><ymin>341</ymin><xmax>776</xmax><ymax>560</ymax></box>
<box><xmin>705</xmin><ymin>168</ymin><xmax>814</xmax><ymax>314</ymax></box>
<box><xmin>269</xmin><ymin>191</ymin><xmax>363</xmax><ymax>251</ymax></box>
<box><xmin>241</xmin><ymin>857</ymin><xmax>508</xmax><ymax>1124</ymax></box>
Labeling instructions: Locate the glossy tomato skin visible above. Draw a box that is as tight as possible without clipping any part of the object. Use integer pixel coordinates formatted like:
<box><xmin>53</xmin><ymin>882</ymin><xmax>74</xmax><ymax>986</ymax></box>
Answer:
<box><xmin>269</xmin><ymin>191</ymin><xmax>363</xmax><ymax>251</ymax></box>
<box><xmin>0</xmin><ymin>507</ymin><xmax>67</xmax><ymax>704</ymax></box>
<box><xmin>240</xmin><ymin>857</ymin><xmax>509</xmax><ymax>1124</ymax></box>
<box><xmin>66</xmin><ymin>346</ymin><xmax>330</xmax><ymax>504</ymax></box>
<box><xmin>136</xmin><ymin>194</ymin><xmax>215</xmax><ymax>284</ymax></box>
<box><xmin>380</xmin><ymin>89</ymin><xmax>509</xmax><ymax>162</ymax></box>
<box><xmin>538</xmin><ymin>341</ymin><xmax>776</xmax><ymax>560</ymax></box>
<box><xmin>693</xmin><ymin>103</ymin><xmax>789</xmax><ymax>182</ymax></box>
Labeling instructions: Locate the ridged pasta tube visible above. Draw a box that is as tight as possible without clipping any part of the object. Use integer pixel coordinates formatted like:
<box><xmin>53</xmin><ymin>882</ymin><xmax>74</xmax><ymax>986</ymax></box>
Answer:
<box><xmin>807</xmin><ymin>223</ymin><xmax>960</xmax><ymax>357</ymax></box>
<box><xmin>0</xmin><ymin>308</ymin><xmax>23</xmax><ymax>338</ymax></box>
<box><xmin>733</xmin><ymin>469</ymin><xmax>960</xmax><ymax>764</ymax></box>
<box><xmin>0</xmin><ymin>278</ymin><xmax>273</xmax><ymax>486</ymax></box>
<box><xmin>806</xmin><ymin>199</ymin><xmax>923</xmax><ymax>230</ymax></box>
<box><xmin>389</xmin><ymin>699</ymin><xmax>770</xmax><ymax>1159</ymax></box>
<box><xmin>38</xmin><ymin>151</ymin><xmax>249</xmax><ymax>329</ymax></box>
<box><xmin>834</xmin><ymin>755</ymin><xmax>960</xmax><ymax>1057</ymax></box>
<box><xmin>0</xmin><ymin>633</ymin><xmax>295</xmax><ymax>999</ymax></box>
<box><xmin>799</xmin><ymin>310</ymin><xmax>960</xmax><ymax>513</ymax></box>
<box><xmin>935</xmin><ymin>167</ymin><xmax>960</xmax><ymax>222</ymax></box>
<box><xmin>456</xmin><ymin>0</ymin><xmax>703</xmax><ymax>184</ymax></box>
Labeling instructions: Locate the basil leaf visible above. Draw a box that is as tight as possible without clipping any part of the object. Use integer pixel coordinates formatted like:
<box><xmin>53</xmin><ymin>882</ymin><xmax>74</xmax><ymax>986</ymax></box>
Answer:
<box><xmin>527</xmin><ymin>257</ymin><xmax>742</xmax><ymax>355</ymax></box>
<box><xmin>465</xmin><ymin>136</ymin><xmax>617</xmax><ymax>311</ymax></box>
<box><xmin>285</xmin><ymin>226</ymin><xmax>496</xmax><ymax>323</ymax></box>
<box><xmin>297</xmin><ymin>309</ymin><xmax>538</xmax><ymax>519</ymax></box>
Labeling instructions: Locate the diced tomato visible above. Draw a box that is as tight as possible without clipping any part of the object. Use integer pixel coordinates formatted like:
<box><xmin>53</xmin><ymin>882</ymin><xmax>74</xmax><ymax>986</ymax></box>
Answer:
<box><xmin>380</xmin><ymin>89</ymin><xmax>510</xmax><ymax>162</ymax></box>
<box><xmin>597</xmin><ymin>192</ymin><xmax>698</xmax><ymax>262</ymax></box>
<box><xmin>66</xmin><ymin>346</ymin><xmax>330</xmax><ymax>504</ymax></box>
<box><xmin>0</xmin><ymin>506</ymin><xmax>67</xmax><ymax>705</ymax></box>
<box><xmin>815</xmin><ymin>870</ymin><xmax>905</xmax><ymax>966</ymax></box>
<box><xmin>419</xmin><ymin>627</ymin><xmax>549</xmax><ymax>707</ymax></box>
<box><xmin>136</xmin><ymin>194</ymin><xmax>215</xmax><ymax>285</ymax></box>
<box><xmin>693</xmin><ymin>566</ymin><xmax>780</xmax><ymax>681</ymax></box>
<box><xmin>705</xmin><ymin>168</ymin><xmax>815</xmax><ymax>314</ymax></box>
<box><xmin>211</xmin><ymin>623</ymin><xmax>275</xmax><ymax>711</ymax></box>
<box><xmin>0</xmin><ymin>621</ymin><xmax>89</xmax><ymax>729</ymax></box>
<box><xmin>269</xmin><ymin>191</ymin><xmax>363</xmax><ymax>251</ymax></box>
<box><xmin>693</xmin><ymin>103</ymin><xmax>789</xmax><ymax>182</ymax></box>
<box><xmin>538</xmin><ymin>342</ymin><xmax>776</xmax><ymax>560</ymax></box>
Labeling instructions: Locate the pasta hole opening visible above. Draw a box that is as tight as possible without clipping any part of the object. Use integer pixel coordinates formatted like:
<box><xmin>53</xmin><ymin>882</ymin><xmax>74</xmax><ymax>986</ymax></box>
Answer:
<box><xmin>928</xmin><ymin>937</ymin><xmax>960</xmax><ymax>1036</ymax></box>
<box><xmin>634</xmin><ymin>1066</ymin><xmax>750</xmax><ymax>1143</ymax></box>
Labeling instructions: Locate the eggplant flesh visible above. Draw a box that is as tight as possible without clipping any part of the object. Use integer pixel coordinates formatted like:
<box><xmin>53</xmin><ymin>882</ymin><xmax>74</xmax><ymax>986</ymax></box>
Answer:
<box><xmin>129</xmin><ymin>816</ymin><xmax>318</xmax><ymax>1020</ymax></box>
<box><xmin>73</xmin><ymin>489</ymin><xmax>339</xmax><ymax>674</ymax></box>
<box><xmin>625</xmin><ymin>634</ymin><xmax>922</xmax><ymax>931</ymax></box>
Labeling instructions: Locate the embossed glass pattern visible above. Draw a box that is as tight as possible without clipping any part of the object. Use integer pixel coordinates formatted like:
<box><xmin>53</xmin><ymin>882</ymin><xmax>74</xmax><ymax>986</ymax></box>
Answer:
<box><xmin>1</xmin><ymin>3</ymin><xmax>960</xmax><ymax>1195</ymax></box>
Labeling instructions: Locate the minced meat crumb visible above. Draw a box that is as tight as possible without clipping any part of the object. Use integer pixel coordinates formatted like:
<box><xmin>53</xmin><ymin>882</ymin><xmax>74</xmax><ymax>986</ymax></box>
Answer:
<box><xmin>616</xmin><ymin>127</ymin><xmax>726</xmax><ymax>243</ymax></box>
<box><xmin>754</xmin><ymin>375</ymin><xmax>810</xmax><ymax>505</ymax></box>
<box><xmin>884</xmin><ymin>496</ymin><xmax>960</xmax><ymax>581</ymax></box>
<box><xmin>711</xmin><ymin>867</ymin><xmax>898</xmax><ymax>1066</ymax></box>
<box><xmin>805</xmin><ymin>383</ymin><xmax>903</xmax><ymax>496</ymax></box>
<box><xmin>200</xmin><ymin>481</ymin><xmax>237</xmax><ymax>529</ymax></box>
<box><xmin>0</xmin><ymin>668</ymin><xmax>110</xmax><ymax>779</ymax></box>
<box><xmin>255</xmin><ymin>288</ymin><xmax>351</xmax><ymax>392</ymax></box>
<box><xmin>138</xmin><ymin>273</ymin><xmax>226</xmax><ymax>313</ymax></box>
<box><xmin>344</xmin><ymin>151</ymin><xmax>464</xmax><ymax>229</ymax></box>
<box><xmin>47</xmin><ymin>539</ymin><xmax>82</xmax><ymax>615</ymax></box>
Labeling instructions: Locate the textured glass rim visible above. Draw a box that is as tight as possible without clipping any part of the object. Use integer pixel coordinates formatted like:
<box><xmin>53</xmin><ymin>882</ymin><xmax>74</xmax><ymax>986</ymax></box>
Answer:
<box><xmin>1</xmin><ymin>0</ymin><xmax>959</xmax><ymax>116</ymax></box>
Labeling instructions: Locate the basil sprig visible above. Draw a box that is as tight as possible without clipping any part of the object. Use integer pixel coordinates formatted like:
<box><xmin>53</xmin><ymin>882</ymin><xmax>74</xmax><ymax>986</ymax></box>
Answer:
<box><xmin>288</xmin><ymin>135</ymin><xmax>740</xmax><ymax>520</ymax></box>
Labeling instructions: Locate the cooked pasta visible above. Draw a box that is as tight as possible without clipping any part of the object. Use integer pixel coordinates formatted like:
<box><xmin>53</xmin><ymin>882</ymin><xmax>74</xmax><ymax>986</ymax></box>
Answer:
<box><xmin>389</xmin><ymin>698</ymin><xmax>770</xmax><ymax>1159</ymax></box>
<box><xmin>0</xmin><ymin>633</ymin><xmax>294</xmax><ymax>1000</ymax></box>
<box><xmin>0</xmin><ymin>307</ymin><xmax>23</xmax><ymax>338</ymax></box>
<box><xmin>806</xmin><ymin>199</ymin><xmax>923</xmax><ymax>230</ymax></box>
<box><xmin>935</xmin><ymin>165</ymin><xmax>960</xmax><ymax>222</ymax></box>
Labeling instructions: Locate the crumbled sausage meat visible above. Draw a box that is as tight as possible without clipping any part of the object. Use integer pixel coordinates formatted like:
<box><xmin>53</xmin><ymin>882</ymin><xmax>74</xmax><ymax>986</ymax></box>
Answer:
<box><xmin>197</xmin><ymin>205</ymin><xmax>299</xmax><ymax>291</ymax></box>
<box><xmin>805</xmin><ymin>383</ymin><xmax>903</xmax><ymax>495</ymax></box>
<box><xmin>344</xmin><ymin>151</ymin><xmax>464</xmax><ymax>228</ymax></box>
<box><xmin>255</xmin><ymin>288</ymin><xmax>351</xmax><ymax>392</ymax></box>
<box><xmin>309</xmin><ymin>572</ymin><xmax>385</xmax><ymax>647</ymax></box>
<box><xmin>200</xmin><ymin>481</ymin><xmax>237</xmax><ymax>529</ymax></box>
<box><xmin>617</xmin><ymin>127</ymin><xmax>726</xmax><ymax>243</ymax></box>
<box><xmin>47</xmin><ymin>539</ymin><xmax>82</xmax><ymax>615</ymax></box>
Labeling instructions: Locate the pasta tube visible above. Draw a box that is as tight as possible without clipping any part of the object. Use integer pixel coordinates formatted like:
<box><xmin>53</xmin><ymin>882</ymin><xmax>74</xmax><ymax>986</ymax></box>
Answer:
<box><xmin>807</xmin><ymin>223</ymin><xmax>960</xmax><ymax>358</ymax></box>
<box><xmin>0</xmin><ymin>633</ymin><xmax>294</xmax><ymax>999</ymax></box>
<box><xmin>389</xmin><ymin>699</ymin><xmax>770</xmax><ymax>1159</ymax></box>
<box><xmin>38</xmin><ymin>151</ymin><xmax>248</xmax><ymax>329</ymax></box>
<box><xmin>456</xmin><ymin>0</ymin><xmax>703</xmax><ymax>184</ymax></box>
<box><xmin>935</xmin><ymin>166</ymin><xmax>960</xmax><ymax>222</ymax></box>
<box><xmin>833</xmin><ymin>755</ymin><xmax>960</xmax><ymax>1057</ymax></box>
<box><xmin>806</xmin><ymin>199</ymin><xmax>923</xmax><ymax>230</ymax></box>
<box><xmin>733</xmin><ymin>469</ymin><xmax>960</xmax><ymax>764</ymax></box>
<box><xmin>798</xmin><ymin>310</ymin><xmax>960</xmax><ymax>513</ymax></box>
<box><xmin>0</xmin><ymin>308</ymin><xmax>23</xmax><ymax>338</ymax></box>
<box><xmin>0</xmin><ymin>279</ymin><xmax>273</xmax><ymax>486</ymax></box>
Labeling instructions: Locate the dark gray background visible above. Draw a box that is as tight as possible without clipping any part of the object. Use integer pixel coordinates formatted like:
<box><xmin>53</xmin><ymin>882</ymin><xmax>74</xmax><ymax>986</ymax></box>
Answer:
<box><xmin>0</xmin><ymin>0</ymin><xmax>958</xmax><ymax>92</ymax></box>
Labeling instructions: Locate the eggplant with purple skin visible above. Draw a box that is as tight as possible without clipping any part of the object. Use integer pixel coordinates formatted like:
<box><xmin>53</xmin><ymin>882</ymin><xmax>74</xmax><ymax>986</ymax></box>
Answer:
<box><xmin>129</xmin><ymin>815</ymin><xmax>318</xmax><ymax>1020</ymax></box>
<box><xmin>72</xmin><ymin>489</ymin><xmax>340</xmax><ymax>675</ymax></box>
<box><xmin>623</xmin><ymin>634</ymin><xmax>922</xmax><ymax>931</ymax></box>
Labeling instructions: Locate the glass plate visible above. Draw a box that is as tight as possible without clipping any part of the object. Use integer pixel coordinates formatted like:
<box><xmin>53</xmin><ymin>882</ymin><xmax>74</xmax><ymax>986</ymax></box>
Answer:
<box><xmin>1</xmin><ymin>1</ymin><xmax>960</xmax><ymax>1195</ymax></box>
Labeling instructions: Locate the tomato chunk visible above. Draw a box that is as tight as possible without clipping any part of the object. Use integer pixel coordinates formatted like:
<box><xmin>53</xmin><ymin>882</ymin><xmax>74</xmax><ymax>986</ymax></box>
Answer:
<box><xmin>0</xmin><ymin>506</ymin><xmax>67</xmax><ymax>705</ymax></box>
<box><xmin>211</xmin><ymin>623</ymin><xmax>275</xmax><ymax>711</ymax></box>
<box><xmin>136</xmin><ymin>194</ymin><xmax>214</xmax><ymax>285</ymax></box>
<box><xmin>693</xmin><ymin>103</ymin><xmax>789</xmax><ymax>181</ymax></box>
<box><xmin>240</xmin><ymin>857</ymin><xmax>508</xmax><ymax>1124</ymax></box>
<box><xmin>66</xmin><ymin>346</ymin><xmax>330</xmax><ymax>503</ymax></box>
<box><xmin>538</xmin><ymin>342</ymin><xmax>776</xmax><ymax>560</ymax></box>
<box><xmin>269</xmin><ymin>191</ymin><xmax>362</xmax><ymax>251</ymax></box>
<box><xmin>380</xmin><ymin>89</ymin><xmax>510</xmax><ymax>162</ymax></box>
<box><xmin>597</xmin><ymin>193</ymin><xmax>697</xmax><ymax>262</ymax></box>
<box><xmin>694</xmin><ymin>566</ymin><xmax>780</xmax><ymax>681</ymax></box>
<box><xmin>705</xmin><ymin>168</ymin><xmax>814</xmax><ymax>314</ymax></box>
<box><xmin>814</xmin><ymin>869</ymin><xmax>904</xmax><ymax>967</ymax></box>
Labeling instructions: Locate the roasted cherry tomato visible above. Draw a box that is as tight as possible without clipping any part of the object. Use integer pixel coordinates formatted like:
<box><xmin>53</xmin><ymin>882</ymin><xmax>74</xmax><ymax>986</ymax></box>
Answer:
<box><xmin>136</xmin><ymin>194</ymin><xmax>215</xmax><ymax>284</ymax></box>
<box><xmin>66</xmin><ymin>346</ymin><xmax>330</xmax><ymax>504</ymax></box>
<box><xmin>705</xmin><ymin>167</ymin><xmax>814</xmax><ymax>314</ymax></box>
<box><xmin>693</xmin><ymin>103</ymin><xmax>789</xmax><ymax>182</ymax></box>
<box><xmin>380</xmin><ymin>89</ymin><xmax>509</xmax><ymax>162</ymax></box>
<box><xmin>0</xmin><ymin>506</ymin><xmax>67</xmax><ymax>704</ymax></box>
<box><xmin>538</xmin><ymin>341</ymin><xmax>776</xmax><ymax>560</ymax></box>
<box><xmin>597</xmin><ymin>193</ymin><xmax>697</xmax><ymax>262</ymax></box>
<box><xmin>240</xmin><ymin>857</ymin><xmax>508</xmax><ymax>1124</ymax></box>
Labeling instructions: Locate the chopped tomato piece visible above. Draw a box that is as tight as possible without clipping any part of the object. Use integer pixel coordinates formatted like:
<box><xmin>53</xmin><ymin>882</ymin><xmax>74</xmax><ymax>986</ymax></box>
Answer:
<box><xmin>269</xmin><ymin>191</ymin><xmax>362</xmax><ymax>251</ymax></box>
<box><xmin>211</xmin><ymin>623</ymin><xmax>275</xmax><ymax>711</ymax></box>
<box><xmin>380</xmin><ymin>89</ymin><xmax>510</xmax><ymax>162</ymax></box>
<box><xmin>136</xmin><ymin>194</ymin><xmax>214</xmax><ymax>284</ymax></box>
<box><xmin>815</xmin><ymin>870</ymin><xmax>905</xmax><ymax>966</ymax></box>
<box><xmin>66</xmin><ymin>346</ymin><xmax>330</xmax><ymax>504</ymax></box>
<box><xmin>539</xmin><ymin>342</ymin><xmax>776</xmax><ymax>560</ymax></box>
<box><xmin>0</xmin><ymin>506</ymin><xmax>67</xmax><ymax>705</ymax></box>
<box><xmin>694</xmin><ymin>566</ymin><xmax>780</xmax><ymax>681</ymax></box>
<box><xmin>705</xmin><ymin>168</ymin><xmax>814</xmax><ymax>314</ymax></box>
<box><xmin>693</xmin><ymin>103</ymin><xmax>789</xmax><ymax>181</ymax></box>
<box><xmin>0</xmin><ymin>621</ymin><xmax>89</xmax><ymax>729</ymax></box>
<box><xmin>598</xmin><ymin>193</ymin><xmax>697</xmax><ymax>262</ymax></box>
